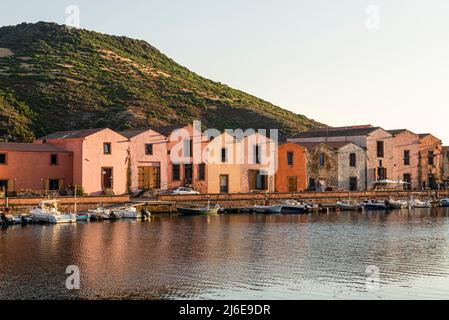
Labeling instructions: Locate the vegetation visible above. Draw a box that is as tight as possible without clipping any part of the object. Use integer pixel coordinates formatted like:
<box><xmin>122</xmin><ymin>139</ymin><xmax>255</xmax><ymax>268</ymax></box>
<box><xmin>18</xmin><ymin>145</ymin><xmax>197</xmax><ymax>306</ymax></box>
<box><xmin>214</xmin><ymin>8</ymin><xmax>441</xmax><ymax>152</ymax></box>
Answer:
<box><xmin>0</xmin><ymin>22</ymin><xmax>322</xmax><ymax>141</ymax></box>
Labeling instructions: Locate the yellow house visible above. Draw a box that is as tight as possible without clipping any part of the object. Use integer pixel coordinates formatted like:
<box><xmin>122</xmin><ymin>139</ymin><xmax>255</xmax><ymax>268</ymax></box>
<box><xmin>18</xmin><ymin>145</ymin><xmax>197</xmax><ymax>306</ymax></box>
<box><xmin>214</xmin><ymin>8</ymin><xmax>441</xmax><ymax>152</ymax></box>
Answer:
<box><xmin>202</xmin><ymin>131</ymin><xmax>276</xmax><ymax>194</ymax></box>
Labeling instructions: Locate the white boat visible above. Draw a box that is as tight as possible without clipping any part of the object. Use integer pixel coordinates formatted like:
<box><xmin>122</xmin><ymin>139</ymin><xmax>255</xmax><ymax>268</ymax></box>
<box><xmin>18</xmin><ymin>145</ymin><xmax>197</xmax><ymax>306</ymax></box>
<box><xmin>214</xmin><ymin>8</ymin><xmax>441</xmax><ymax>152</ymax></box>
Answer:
<box><xmin>112</xmin><ymin>206</ymin><xmax>139</xmax><ymax>219</ymax></box>
<box><xmin>30</xmin><ymin>200</ymin><xmax>76</xmax><ymax>224</ymax></box>
<box><xmin>253</xmin><ymin>205</ymin><xmax>283</xmax><ymax>214</ymax></box>
<box><xmin>336</xmin><ymin>200</ymin><xmax>361</xmax><ymax>211</ymax></box>
<box><xmin>410</xmin><ymin>199</ymin><xmax>432</xmax><ymax>208</ymax></box>
<box><xmin>88</xmin><ymin>207</ymin><xmax>109</xmax><ymax>220</ymax></box>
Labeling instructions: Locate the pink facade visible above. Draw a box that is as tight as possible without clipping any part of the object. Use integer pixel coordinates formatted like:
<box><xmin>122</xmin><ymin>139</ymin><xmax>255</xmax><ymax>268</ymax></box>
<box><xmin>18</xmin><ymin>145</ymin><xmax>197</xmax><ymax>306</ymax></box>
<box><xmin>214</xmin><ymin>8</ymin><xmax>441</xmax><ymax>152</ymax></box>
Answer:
<box><xmin>121</xmin><ymin>129</ymin><xmax>168</xmax><ymax>192</ymax></box>
<box><xmin>0</xmin><ymin>143</ymin><xmax>73</xmax><ymax>194</ymax></box>
<box><xmin>37</xmin><ymin>128</ymin><xmax>129</xmax><ymax>195</ymax></box>
<box><xmin>165</xmin><ymin>124</ymin><xmax>210</xmax><ymax>192</ymax></box>
<box><xmin>389</xmin><ymin>130</ymin><xmax>420</xmax><ymax>190</ymax></box>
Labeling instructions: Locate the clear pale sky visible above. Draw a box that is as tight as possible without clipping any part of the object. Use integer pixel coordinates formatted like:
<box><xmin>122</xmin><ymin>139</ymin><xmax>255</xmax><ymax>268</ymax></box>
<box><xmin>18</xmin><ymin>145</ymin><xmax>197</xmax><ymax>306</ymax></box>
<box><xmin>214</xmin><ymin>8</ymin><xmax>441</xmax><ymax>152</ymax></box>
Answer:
<box><xmin>1</xmin><ymin>0</ymin><xmax>449</xmax><ymax>142</ymax></box>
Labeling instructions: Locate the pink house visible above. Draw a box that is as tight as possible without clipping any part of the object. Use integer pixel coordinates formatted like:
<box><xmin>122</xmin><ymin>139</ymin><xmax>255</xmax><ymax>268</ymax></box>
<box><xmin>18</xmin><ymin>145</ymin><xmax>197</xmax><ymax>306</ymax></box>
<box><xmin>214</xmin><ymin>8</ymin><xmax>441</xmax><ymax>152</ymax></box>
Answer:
<box><xmin>388</xmin><ymin>129</ymin><xmax>420</xmax><ymax>190</ymax></box>
<box><xmin>37</xmin><ymin>128</ymin><xmax>129</xmax><ymax>195</ymax></box>
<box><xmin>0</xmin><ymin>142</ymin><xmax>73</xmax><ymax>195</ymax></box>
<box><xmin>120</xmin><ymin>129</ymin><xmax>168</xmax><ymax>193</ymax></box>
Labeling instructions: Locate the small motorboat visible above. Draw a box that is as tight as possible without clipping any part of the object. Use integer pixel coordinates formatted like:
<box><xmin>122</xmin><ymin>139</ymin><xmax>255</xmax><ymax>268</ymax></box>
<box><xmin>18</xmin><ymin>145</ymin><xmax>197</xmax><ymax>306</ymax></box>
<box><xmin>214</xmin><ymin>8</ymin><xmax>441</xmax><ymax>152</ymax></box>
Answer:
<box><xmin>362</xmin><ymin>200</ymin><xmax>389</xmax><ymax>211</ymax></box>
<box><xmin>76</xmin><ymin>212</ymin><xmax>91</xmax><ymax>222</ymax></box>
<box><xmin>440</xmin><ymin>198</ymin><xmax>449</xmax><ymax>207</ymax></box>
<box><xmin>410</xmin><ymin>199</ymin><xmax>432</xmax><ymax>208</ymax></box>
<box><xmin>281</xmin><ymin>200</ymin><xmax>310</xmax><ymax>214</ymax></box>
<box><xmin>30</xmin><ymin>200</ymin><xmax>76</xmax><ymax>224</ymax></box>
<box><xmin>336</xmin><ymin>200</ymin><xmax>361</xmax><ymax>211</ymax></box>
<box><xmin>253</xmin><ymin>205</ymin><xmax>283</xmax><ymax>214</ymax></box>
<box><xmin>88</xmin><ymin>207</ymin><xmax>112</xmax><ymax>220</ymax></box>
<box><xmin>177</xmin><ymin>203</ymin><xmax>220</xmax><ymax>216</ymax></box>
<box><xmin>387</xmin><ymin>199</ymin><xmax>409</xmax><ymax>209</ymax></box>
<box><xmin>113</xmin><ymin>206</ymin><xmax>139</xmax><ymax>219</ymax></box>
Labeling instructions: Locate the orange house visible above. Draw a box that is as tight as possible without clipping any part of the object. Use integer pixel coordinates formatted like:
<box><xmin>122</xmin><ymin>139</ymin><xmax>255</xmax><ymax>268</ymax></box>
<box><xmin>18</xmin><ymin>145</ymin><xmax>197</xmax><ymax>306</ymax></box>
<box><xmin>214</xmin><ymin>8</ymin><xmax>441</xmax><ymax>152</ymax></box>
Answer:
<box><xmin>37</xmin><ymin>128</ymin><xmax>129</xmax><ymax>195</ymax></box>
<box><xmin>0</xmin><ymin>142</ymin><xmax>73</xmax><ymax>195</ymax></box>
<box><xmin>275</xmin><ymin>142</ymin><xmax>307</xmax><ymax>192</ymax></box>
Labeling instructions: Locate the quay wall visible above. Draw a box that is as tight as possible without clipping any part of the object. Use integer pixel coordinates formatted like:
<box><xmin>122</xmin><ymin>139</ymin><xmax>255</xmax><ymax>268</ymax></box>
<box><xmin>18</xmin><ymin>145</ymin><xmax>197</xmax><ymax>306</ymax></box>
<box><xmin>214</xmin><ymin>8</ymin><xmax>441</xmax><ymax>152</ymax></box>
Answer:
<box><xmin>1</xmin><ymin>195</ymin><xmax>130</xmax><ymax>212</ymax></box>
<box><xmin>158</xmin><ymin>190</ymin><xmax>449</xmax><ymax>208</ymax></box>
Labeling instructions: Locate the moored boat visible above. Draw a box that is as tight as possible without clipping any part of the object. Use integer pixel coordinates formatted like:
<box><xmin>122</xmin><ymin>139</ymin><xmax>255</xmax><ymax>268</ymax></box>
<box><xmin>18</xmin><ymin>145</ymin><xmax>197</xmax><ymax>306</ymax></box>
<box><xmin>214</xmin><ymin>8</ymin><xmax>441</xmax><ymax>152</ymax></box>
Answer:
<box><xmin>440</xmin><ymin>198</ymin><xmax>449</xmax><ymax>207</ymax></box>
<box><xmin>30</xmin><ymin>200</ymin><xmax>76</xmax><ymax>224</ymax></box>
<box><xmin>336</xmin><ymin>200</ymin><xmax>361</xmax><ymax>211</ymax></box>
<box><xmin>362</xmin><ymin>200</ymin><xmax>388</xmax><ymax>211</ymax></box>
<box><xmin>253</xmin><ymin>205</ymin><xmax>283</xmax><ymax>214</ymax></box>
<box><xmin>113</xmin><ymin>206</ymin><xmax>139</xmax><ymax>218</ymax></box>
<box><xmin>387</xmin><ymin>199</ymin><xmax>409</xmax><ymax>209</ymax></box>
<box><xmin>280</xmin><ymin>200</ymin><xmax>310</xmax><ymax>214</ymax></box>
<box><xmin>177</xmin><ymin>203</ymin><xmax>220</xmax><ymax>216</ymax></box>
<box><xmin>409</xmin><ymin>199</ymin><xmax>432</xmax><ymax>208</ymax></box>
<box><xmin>76</xmin><ymin>212</ymin><xmax>91</xmax><ymax>222</ymax></box>
<box><xmin>88</xmin><ymin>207</ymin><xmax>112</xmax><ymax>220</ymax></box>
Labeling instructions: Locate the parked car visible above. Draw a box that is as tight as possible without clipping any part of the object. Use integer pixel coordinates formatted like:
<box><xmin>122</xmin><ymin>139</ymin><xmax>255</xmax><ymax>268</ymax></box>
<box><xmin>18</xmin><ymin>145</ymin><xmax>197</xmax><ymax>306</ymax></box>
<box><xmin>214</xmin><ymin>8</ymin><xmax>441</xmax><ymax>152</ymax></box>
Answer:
<box><xmin>170</xmin><ymin>187</ymin><xmax>200</xmax><ymax>195</ymax></box>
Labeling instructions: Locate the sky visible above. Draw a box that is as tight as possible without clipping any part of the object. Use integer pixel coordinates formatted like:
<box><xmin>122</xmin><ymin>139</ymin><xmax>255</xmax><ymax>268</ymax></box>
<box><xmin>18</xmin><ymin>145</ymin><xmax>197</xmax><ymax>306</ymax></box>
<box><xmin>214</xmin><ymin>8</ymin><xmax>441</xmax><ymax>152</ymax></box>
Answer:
<box><xmin>1</xmin><ymin>0</ymin><xmax>449</xmax><ymax>142</ymax></box>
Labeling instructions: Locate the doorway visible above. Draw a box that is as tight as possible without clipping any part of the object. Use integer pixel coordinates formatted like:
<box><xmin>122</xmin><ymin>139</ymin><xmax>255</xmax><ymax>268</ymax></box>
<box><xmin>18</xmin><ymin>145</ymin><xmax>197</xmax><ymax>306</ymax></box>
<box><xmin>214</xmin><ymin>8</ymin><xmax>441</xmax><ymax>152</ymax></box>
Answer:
<box><xmin>349</xmin><ymin>177</ymin><xmax>358</xmax><ymax>191</ymax></box>
<box><xmin>219</xmin><ymin>175</ymin><xmax>229</xmax><ymax>193</ymax></box>
<box><xmin>102</xmin><ymin>167</ymin><xmax>113</xmax><ymax>190</ymax></box>
<box><xmin>138</xmin><ymin>166</ymin><xmax>161</xmax><ymax>190</ymax></box>
<box><xmin>287</xmin><ymin>176</ymin><xmax>297</xmax><ymax>192</ymax></box>
<box><xmin>0</xmin><ymin>180</ymin><xmax>8</xmax><ymax>196</ymax></box>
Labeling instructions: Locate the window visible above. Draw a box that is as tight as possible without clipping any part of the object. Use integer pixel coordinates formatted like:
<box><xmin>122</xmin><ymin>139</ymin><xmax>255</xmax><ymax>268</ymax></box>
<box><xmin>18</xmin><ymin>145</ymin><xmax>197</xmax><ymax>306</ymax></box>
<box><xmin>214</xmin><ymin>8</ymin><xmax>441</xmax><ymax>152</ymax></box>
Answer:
<box><xmin>255</xmin><ymin>145</ymin><xmax>261</xmax><ymax>164</ymax></box>
<box><xmin>103</xmin><ymin>142</ymin><xmax>111</xmax><ymax>154</ymax></box>
<box><xmin>0</xmin><ymin>180</ymin><xmax>8</xmax><ymax>193</ymax></box>
<box><xmin>184</xmin><ymin>139</ymin><xmax>192</xmax><ymax>157</ymax></box>
<box><xmin>145</xmin><ymin>144</ymin><xmax>153</xmax><ymax>155</ymax></box>
<box><xmin>172</xmin><ymin>164</ymin><xmax>180</xmax><ymax>181</ymax></box>
<box><xmin>287</xmin><ymin>151</ymin><xmax>294</xmax><ymax>166</ymax></box>
<box><xmin>404</xmin><ymin>150</ymin><xmax>410</xmax><ymax>166</ymax></box>
<box><xmin>0</xmin><ymin>153</ymin><xmax>6</xmax><ymax>164</ymax></box>
<box><xmin>349</xmin><ymin>153</ymin><xmax>356</xmax><ymax>167</ymax></box>
<box><xmin>48</xmin><ymin>179</ymin><xmax>60</xmax><ymax>191</ymax></box>
<box><xmin>428</xmin><ymin>151</ymin><xmax>435</xmax><ymax>165</ymax></box>
<box><xmin>221</xmin><ymin>147</ymin><xmax>228</xmax><ymax>163</ymax></box>
<box><xmin>198</xmin><ymin>163</ymin><xmax>206</xmax><ymax>181</ymax></box>
<box><xmin>319</xmin><ymin>153</ymin><xmax>325</xmax><ymax>167</ymax></box>
<box><xmin>50</xmin><ymin>154</ymin><xmax>58</xmax><ymax>165</ymax></box>
<box><xmin>255</xmin><ymin>171</ymin><xmax>267</xmax><ymax>190</ymax></box>
<box><xmin>349</xmin><ymin>177</ymin><xmax>358</xmax><ymax>191</ymax></box>
<box><xmin>377</xmin><ymin>141</ymin><xmax>384</xmax><ymax>158</ymax></box>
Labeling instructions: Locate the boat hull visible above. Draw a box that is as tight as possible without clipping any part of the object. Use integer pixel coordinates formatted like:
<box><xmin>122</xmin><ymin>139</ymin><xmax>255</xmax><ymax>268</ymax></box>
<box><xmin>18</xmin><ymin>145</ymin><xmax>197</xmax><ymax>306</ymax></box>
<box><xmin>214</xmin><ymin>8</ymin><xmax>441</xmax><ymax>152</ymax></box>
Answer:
<box><xmin>177</xmin><ymin>207</ymin><xmax>219</xmax><ymax>216</ymax></box>
<box><xmin>32</xmin><ymin>213</ymin><xmax>76</xmax><ymax>224</ymax></box>
<box><xmin>281</xmin><ymin>206</ymin><xmax>309</xmax><ymax>214</ymax></box>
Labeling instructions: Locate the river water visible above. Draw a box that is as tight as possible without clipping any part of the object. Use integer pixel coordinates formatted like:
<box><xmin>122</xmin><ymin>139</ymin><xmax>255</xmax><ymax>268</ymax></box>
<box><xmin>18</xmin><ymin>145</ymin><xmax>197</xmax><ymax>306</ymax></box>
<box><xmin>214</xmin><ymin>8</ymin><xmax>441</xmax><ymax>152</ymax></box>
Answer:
<box><xmin>1</xmin><ymin>209</ymin><xmax>449</xmax><ymax>300</ymax></box>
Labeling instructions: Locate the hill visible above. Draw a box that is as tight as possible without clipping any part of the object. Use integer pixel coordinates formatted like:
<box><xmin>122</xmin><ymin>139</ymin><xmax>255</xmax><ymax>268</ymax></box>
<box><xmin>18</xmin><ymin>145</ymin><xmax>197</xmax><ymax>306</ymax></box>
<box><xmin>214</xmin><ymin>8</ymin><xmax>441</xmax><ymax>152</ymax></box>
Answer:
<box><xmin>0</xmin><ymin>22</ymin><xmax>321</xmax><ymax>142</ymax></box>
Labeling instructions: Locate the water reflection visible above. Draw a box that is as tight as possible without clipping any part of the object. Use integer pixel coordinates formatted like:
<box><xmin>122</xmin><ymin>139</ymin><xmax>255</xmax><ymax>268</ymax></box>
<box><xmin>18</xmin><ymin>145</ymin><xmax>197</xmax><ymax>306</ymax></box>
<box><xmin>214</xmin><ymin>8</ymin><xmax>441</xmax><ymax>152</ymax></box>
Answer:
<box><xmin>1</xmin><ymin>209</ymin><xmax>449</xmax><ymax>299</ymax></box>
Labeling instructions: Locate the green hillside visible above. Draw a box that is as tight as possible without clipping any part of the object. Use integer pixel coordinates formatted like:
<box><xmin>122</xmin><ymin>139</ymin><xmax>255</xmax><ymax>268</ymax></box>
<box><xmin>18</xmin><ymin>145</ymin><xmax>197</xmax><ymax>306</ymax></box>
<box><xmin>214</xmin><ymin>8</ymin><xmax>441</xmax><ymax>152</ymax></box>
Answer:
<box><xmin>0</xmin><ymin>22</ymin><xmax>321</xmax><ymax>142</ymax></box>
